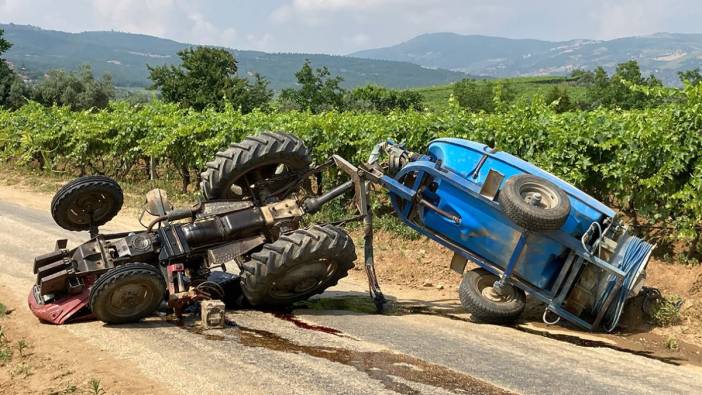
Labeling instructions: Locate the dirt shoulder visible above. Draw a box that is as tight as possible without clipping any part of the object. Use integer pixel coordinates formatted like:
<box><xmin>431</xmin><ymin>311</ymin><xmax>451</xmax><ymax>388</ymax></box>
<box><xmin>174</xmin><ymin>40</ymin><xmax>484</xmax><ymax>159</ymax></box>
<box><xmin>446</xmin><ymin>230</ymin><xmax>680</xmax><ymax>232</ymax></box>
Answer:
<box><xmin>0</xmin><ymin>277</ymin><xmax>166</xmax><ymax>395</ymax></box>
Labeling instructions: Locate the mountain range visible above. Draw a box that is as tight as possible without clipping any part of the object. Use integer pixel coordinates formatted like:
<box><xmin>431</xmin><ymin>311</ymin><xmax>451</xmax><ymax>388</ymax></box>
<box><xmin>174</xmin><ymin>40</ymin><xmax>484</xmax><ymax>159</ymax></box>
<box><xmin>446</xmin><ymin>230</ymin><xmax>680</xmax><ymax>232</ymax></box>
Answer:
<box><xmin>351</xmin><ymin>32</ymin><xmax>702</xmax><ymax>85</ymax></box>
<box><xmin>0</xmin><ymin>24</ymin><xmax>466</xmax><ymax>90</ymax></box>
<box><xmin>3</xmin><ymin>24</ymin><xmax>702</xmax><ymax>89</ymax></box>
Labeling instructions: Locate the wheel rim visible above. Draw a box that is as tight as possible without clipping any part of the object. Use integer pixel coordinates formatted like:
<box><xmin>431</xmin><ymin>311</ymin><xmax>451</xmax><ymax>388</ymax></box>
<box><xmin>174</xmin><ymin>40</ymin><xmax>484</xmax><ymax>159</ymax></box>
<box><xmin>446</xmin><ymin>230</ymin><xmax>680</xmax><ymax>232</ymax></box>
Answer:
<box><xmin>106</xmin><ymin>282</ymin><xmax>157</xmax><ymax>319</ymax></box>
<box><xmin>66</xmin><ymin>191</ymin><xmax>116</xmax><ymax>226</ymax></box>
<box><xmin>270</xmin><ymin>259</ymin><xmax>337</xmax><ymax>299</ymax></box>
<box><xmin>476</xmin><ymin>276</ymin><xmax>517</xmax><ymax>304</ymax></box>
<box><xmin>518</xmin><ymin>182</ymin><xmax>560</xmax><ymax>209</ymax></box>
<box><xmin>224</xmin><ymin>161</ymin><xmax>304</xmax><ymax>203</ymax></box>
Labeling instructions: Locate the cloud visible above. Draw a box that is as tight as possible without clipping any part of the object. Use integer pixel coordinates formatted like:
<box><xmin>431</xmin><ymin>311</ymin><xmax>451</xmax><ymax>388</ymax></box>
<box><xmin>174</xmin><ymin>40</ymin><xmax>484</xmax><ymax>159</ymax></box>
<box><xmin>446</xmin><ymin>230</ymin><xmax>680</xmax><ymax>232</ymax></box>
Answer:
<box><xmin>349</xmin><ymin>33</ymin><xmax>369</xmax><ymax>47</ymax></box>
<box><xmin>593</xmin><ymin>0</ymin><xmax>679</xmax><ymax>39</ymax></box>
<box><xmin>270</xmin><ymin>0</ymin><xmax>439</xmax><ymax>25</ymax></box>
<box><xmin>92</xmin><ymin>0</ymin><xmax>175</xmax><ymax>37</ymax></box>
<box><xmin>246</xmin><ymin>33</ymin><xmax>275</xmax><ymax>51</ymax></box>
<box><xmin>290</xmin><ymin>0</ymin><xmax>390</xmax><ymax>11</ymax></box>
<box><xmin>2</xmin><ymin>0</ymin><xmax>702</xmax><ymax>55</ymax></box>
<box><xmin>185</xmin><ymin>10</ymin><xmax>237</xmax><ymax>47</ymax></box>
<box><xmin>89</xmin><ymin>0</ymin><xmax>237</xmax><ymax>46</ymax></box>
<box><xmin>270</xmin><ymin>5</ymin><xmax>294</xmax><ymax>23</ymax></box>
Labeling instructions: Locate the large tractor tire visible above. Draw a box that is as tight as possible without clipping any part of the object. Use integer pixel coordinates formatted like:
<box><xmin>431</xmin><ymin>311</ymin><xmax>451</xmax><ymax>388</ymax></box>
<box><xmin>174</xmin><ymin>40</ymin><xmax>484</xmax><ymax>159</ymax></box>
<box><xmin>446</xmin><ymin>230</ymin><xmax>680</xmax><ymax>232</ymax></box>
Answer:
<box><xmin>498</xmin><ymin>174</ymin><xmax>570</xmax><ymax>231</ymax></box>
<box><xmin>241</xmin><ymin>225</ymin><xmax>356</xmax><ymax>307</ymax></box>
<box><xmin>199</xmin><ymin>132</ymin><xmax>311</xmax><ymax>203</ymax></box>
<box><xmin>459</xmin><ymin>268</ymin><xmax>526</xmax><ymax>325</ymax></box>
<box><xmin>89</xmin><ymin>263</ymin><xmax>166</xmax><ymax>324</ymax></box>
<box><xmin>51</xmin><ymin>175</ymin><xmax>123</xmax><ymax>232</ymax></box>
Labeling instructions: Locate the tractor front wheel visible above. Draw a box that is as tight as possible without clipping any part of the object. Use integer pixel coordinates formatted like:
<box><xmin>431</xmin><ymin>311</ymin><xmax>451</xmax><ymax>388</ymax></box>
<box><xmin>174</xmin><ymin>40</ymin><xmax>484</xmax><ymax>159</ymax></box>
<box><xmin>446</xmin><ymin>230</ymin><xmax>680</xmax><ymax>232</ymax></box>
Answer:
<box><xmin>51</xmin><ymin>175</ymin><xmax>124</xmax><ymax>232</ymax></box>
<box><xmin>89</xmin><ymin>263</ymin><xmax>166</xmax><ymax>324</ymax></box>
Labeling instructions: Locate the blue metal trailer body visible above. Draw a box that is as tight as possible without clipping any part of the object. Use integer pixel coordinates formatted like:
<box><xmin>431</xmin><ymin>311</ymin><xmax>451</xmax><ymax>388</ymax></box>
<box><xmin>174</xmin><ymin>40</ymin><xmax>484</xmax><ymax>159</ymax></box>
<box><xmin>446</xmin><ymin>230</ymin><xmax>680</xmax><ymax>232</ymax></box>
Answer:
<box><xmin>376</xmin><ymin>138</ymin><xmax>653</xmax><ymax>331</ymax></box>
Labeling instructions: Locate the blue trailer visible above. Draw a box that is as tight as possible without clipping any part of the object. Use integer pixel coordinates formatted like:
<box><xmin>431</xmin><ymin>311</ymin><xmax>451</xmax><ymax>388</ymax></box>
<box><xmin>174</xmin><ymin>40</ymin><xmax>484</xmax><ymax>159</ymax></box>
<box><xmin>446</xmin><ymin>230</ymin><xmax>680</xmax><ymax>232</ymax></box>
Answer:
<box><xmin>340</xmin><ymin>138</ymin><xmax>654</xmax><ymax>332</ymax></box>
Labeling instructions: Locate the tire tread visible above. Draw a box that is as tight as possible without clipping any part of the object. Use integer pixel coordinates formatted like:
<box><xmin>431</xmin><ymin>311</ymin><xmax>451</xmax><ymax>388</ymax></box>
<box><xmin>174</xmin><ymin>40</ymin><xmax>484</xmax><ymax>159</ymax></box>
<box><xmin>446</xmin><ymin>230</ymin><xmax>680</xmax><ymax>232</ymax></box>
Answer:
<box><xmin>241</xmin><ymin>225</ymin><xmax>356</xmax><ymax>306</ymax></box>
<box><xmin>199</xmin><ymin>132</ymin><xmax>310</xmax><ymax>201</ymax></box>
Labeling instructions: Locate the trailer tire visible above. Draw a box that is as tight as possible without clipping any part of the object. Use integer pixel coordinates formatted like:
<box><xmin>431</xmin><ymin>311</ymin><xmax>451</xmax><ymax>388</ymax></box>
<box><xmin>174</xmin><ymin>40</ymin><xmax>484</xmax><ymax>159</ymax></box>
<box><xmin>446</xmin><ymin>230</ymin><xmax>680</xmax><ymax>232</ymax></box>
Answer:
<box><xmin>89</xmin><ymin>263</ymin><xmax>166</xmax><ymax>324</ymax></box>
<box><xmin>459</xmin><ymin>268</ymin><xmax>526</xmax><ymax>325</ymax></box>
<box><xmin>498</xmin><ymin>174</ymin><xmax>570</xmax><ymax>231</ymax></box>
<box><xmin>200</xmin><ymin>132</ymin><xmax>311</xmax><ymax>202</ymax></box>
<box><xmin>51</xmin><ymin>175</ymin><xmax>123</xmax><ymax>232</ymax></box>
<box><xmin>241</xmin><ymin>225</ymin><xmax>356</xmax><ymax>307</ymax></box>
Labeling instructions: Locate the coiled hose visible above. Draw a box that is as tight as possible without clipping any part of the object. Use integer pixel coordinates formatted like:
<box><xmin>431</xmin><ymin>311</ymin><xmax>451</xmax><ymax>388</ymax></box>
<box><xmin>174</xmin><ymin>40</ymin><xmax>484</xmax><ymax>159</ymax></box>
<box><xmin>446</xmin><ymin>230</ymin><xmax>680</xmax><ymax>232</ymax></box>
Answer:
<box><xmin>596</xmin><ymin>235</ymin><xmax>654</xmax><ymax>332</ymax></box>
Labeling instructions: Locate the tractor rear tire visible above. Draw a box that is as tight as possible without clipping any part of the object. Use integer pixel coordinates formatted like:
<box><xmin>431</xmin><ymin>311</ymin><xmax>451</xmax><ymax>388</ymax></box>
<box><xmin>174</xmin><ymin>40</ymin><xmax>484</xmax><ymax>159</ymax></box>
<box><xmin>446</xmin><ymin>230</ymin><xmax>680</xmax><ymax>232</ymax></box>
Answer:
<box><xmin>51</xmin><ymin>175</ymin><xmax>124</xmax><ymax>232</ymax></box>
<box><xmin>241</xmin><ymin>225</ymin><xmax>356</xmax><ymax>307</ymax></box>
<box><xmin>89</xmin><ymin>263</ymin><xmax>166</xmax><ymax>324</ymax></box>
<box><xmin>199</xmin><ymin>132</ymin><xmax>311</xmax><ymax>202</ymax></box>
<box><xmin>459</xmin><ymin>268</ymin><xmax>526</xmax><ymax>325</ymax></box>
<box><xmin>498</xmin><ymin>174</ymin><xmax>570</xmax><ymax>231</ymax></box>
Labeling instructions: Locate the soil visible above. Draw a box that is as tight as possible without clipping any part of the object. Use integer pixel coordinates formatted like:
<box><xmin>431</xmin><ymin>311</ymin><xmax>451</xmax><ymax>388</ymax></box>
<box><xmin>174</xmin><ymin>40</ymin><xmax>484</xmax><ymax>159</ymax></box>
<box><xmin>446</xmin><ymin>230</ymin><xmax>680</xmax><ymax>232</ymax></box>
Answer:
<box><xmin>0</xmin><ymin>284</ymin><xmax>165</xmax><ymax>395</ymax></box>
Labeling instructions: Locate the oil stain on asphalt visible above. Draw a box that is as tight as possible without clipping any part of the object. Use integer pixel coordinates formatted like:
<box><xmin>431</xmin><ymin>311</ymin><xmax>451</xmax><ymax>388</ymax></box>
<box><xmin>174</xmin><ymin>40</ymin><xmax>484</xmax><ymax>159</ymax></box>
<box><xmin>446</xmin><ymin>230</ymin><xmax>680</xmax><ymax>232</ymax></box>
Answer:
<box><xmin>237</xmin><ymin>324</ymin><xmax>511</xmax><ymax>395</ymax></box>
<box><xmin>170</xmin><ymin>314</ymin><xmax>511</xmax><ymax>395</ymax></box>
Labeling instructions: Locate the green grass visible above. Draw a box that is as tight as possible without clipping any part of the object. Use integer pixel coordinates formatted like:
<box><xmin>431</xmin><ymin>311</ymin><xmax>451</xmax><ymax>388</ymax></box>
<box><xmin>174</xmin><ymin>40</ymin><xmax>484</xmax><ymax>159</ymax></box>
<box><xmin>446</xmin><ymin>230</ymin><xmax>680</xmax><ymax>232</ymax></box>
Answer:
<box><xmin>411</xmin><ymin>76</ymin><xmax>588</xmax><ymax>111</ymax></box>
<box><xmin>665</xmin><ymin>336</ymin><xmax>680</xmax><ymax>351</ymax></box>
<box><xmin>650</xmin><ymin>294</ymin><xmax>684</xmax><ymax>326</ymax></box>
<box><xmin>16</xmin><ymin>339</ymin><xmax>29</xmax><ymax>357</ymax></box>
<box><xmin>88</xmin><ymin>378</ymin><xmax>106</xmax><ymax>395</ymax></box>
<box><xmin>11</xmin><ymin>363</ymin><xmax>32</xmax><ymax>378</ymax></box>
<box><xmin>0</xmin><ymin>326</ymin><xmax>12</xmax><ymax>366</ymax></box>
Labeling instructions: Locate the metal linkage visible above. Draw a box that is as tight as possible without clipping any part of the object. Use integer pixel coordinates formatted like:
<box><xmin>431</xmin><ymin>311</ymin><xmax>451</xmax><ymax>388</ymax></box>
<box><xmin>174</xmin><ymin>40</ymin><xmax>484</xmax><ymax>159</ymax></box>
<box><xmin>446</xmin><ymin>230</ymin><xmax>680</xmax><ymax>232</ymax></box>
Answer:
<box><xmin>332</xmin><ymin>155</ymin><xmax>386</xmax><ymax>311</ymax></box>
<box><xmin>494</xmin><ymin>232</ymin><xmax>528</xmax><ymax>294</ymax></box>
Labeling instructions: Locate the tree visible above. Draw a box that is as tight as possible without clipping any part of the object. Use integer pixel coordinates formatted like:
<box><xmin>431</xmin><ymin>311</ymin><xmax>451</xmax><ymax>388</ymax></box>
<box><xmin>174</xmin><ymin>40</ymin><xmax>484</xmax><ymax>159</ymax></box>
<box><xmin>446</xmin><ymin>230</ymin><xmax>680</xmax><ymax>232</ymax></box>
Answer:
<box><xmin>32</xmin><ymin>65</ymin><xmax>115</xmax><ymax>110</ymax></box>
<box><xmin>345</xmin><ymin>85</ymin><xmax>423</xmax><ymax>112</ymax></box>
<box><xmin>0</xmin><ymin>27</ymin><xmax>25</xmax><ymax>109</ymax></box>
<box><xmin>585</xmin><ymin>61</ymin><xmax>661</xmax><ymax>110</ymax></box>
<box><xmin>148</xmin><ymin>47</ymin><xmax>271</xmax><ymax>112</ymax></box>
<box><xmin>6</xmin><ymin>77</ymin><xmax>30</xmax><ymax>108</ymax></box>
<box><xmin>544</xmin><ymin>85</ymin><xmax>573</xmax><ymax>113</ymax></box>
<box><xmin>452</xmin><ymin>79</ymin><xmax>515</xmax><ymax>113</ymax></box>
<box><xmin>0</xmin><ymin>28</ymin><xmax>9</xmax><ymax>55</ymax></box>
<box><xmin>569</xmin><ymin>69</ymin><xmax>595</xmax><ymax>85</ymax></box>
<box><xmin>678</xmin><ymin>68</ymin><xmax>702</xmax><ymax>85</ymax></box>
<box><xmin>279</xmin><ymin>60</ymin><xmax>345</xmax><ymax>113</ymax></box>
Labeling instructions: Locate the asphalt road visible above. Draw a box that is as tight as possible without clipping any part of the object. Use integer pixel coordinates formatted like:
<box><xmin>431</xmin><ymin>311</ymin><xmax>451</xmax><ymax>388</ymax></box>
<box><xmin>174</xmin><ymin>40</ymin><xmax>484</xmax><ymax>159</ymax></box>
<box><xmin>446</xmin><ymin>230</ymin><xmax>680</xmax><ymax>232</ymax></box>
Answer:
<box><xmin>0</xmin><ymin>198</ymin><xmax>701</xmax><ymax>394</ymax></box>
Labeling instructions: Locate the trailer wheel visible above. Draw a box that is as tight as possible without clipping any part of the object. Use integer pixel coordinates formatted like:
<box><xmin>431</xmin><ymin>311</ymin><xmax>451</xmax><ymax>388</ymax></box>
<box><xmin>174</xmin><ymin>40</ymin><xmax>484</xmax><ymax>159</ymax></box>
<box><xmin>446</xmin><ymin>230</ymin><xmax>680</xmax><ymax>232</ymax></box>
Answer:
<box><xmin>200</xmin><ymin>132</ymin><xmax>311</xmax><ymax>203</ymax></box>
<box><xmin>51</xmin><ymin>175</ymin><xmax>123</xmax><ymax>232</ymax></box>
<box><xmin>241</xmin><ymin>225</ymin><xmax>356</xmax><ymax>307</ymax></box>
<box><xmin>89</xmin><ymin>263</ymin><xmax>165</xmax><ymax>324</ymax></box>
<box><xmin>459</xmin><ymin>268</ymin><xmax>526</xmax><ymax>324</ymax></box>
<box><xmin>498</xmin><ymin>174</ymin><xmax>570</xmax><ymax>231</ymax></box>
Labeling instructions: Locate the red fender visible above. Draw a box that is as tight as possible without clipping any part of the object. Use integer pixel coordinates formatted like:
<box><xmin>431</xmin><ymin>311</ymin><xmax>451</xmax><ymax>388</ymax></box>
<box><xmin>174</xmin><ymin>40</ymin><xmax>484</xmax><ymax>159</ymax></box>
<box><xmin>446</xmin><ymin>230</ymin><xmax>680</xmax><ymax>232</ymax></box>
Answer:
<box><xmin>27</xmin><ymin>284</ymin><xmax>94</xmax><ymax>324</ymax></box>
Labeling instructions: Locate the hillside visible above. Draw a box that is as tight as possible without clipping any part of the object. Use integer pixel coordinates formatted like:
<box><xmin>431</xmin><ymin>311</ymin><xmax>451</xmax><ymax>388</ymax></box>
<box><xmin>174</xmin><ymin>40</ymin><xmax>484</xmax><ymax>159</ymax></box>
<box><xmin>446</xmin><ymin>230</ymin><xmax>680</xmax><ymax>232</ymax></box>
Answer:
<box><xmin>412</xmin><ymin>76</ymin><xmax>588</xmax><ymax>111</ymax></box>
<box><xmin>351</xmin><ymin>32</ymin><xmax>702</xmax><ymax>85</ymax></box>
<box><xmin>0</xmin><ymin>24</ymin><xmax>467</xmax><ymax>90</ymax></box>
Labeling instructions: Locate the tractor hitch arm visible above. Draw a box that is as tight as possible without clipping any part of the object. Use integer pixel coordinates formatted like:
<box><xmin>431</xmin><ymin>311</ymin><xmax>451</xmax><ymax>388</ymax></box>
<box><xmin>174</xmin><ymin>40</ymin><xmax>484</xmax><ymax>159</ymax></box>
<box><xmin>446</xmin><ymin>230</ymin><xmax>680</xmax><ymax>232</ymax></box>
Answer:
<box><xmin>331</xmin><ymin>155</ymin><xmax>386</xmax><ymax>311</ymax></box>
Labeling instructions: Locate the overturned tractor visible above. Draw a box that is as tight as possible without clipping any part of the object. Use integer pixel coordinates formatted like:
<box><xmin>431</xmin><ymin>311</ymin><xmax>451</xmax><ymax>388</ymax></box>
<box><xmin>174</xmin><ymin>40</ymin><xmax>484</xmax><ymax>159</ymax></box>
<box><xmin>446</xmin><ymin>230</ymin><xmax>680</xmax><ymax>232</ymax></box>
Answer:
<box><xmin>30</xmin><ymin>132</ymin><xmax>653</xmax><ymax>332</ymax></box>
<box><xmin>31</xmin><ymin>133</ymin><xmax>356</xmax><ymax>324</ymax></box>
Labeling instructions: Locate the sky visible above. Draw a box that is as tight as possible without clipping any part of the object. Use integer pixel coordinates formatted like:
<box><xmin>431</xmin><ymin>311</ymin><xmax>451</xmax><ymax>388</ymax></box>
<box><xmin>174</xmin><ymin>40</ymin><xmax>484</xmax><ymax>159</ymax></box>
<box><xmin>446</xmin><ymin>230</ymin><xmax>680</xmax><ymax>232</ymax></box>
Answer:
<box><xmin>1</xmin><ymin>0</ymin><xmax>701</xmax><ymax>54</ymax></box>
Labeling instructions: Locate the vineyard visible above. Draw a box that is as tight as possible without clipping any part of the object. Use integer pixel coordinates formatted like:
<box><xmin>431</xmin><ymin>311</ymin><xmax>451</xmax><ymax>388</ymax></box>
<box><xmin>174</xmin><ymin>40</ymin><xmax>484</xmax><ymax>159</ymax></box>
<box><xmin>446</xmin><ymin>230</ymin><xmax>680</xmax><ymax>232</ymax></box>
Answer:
<box><xmin>1</xmin><ymin>84</ymin><xmax>701</xmax><ymax>254</ymax></box>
